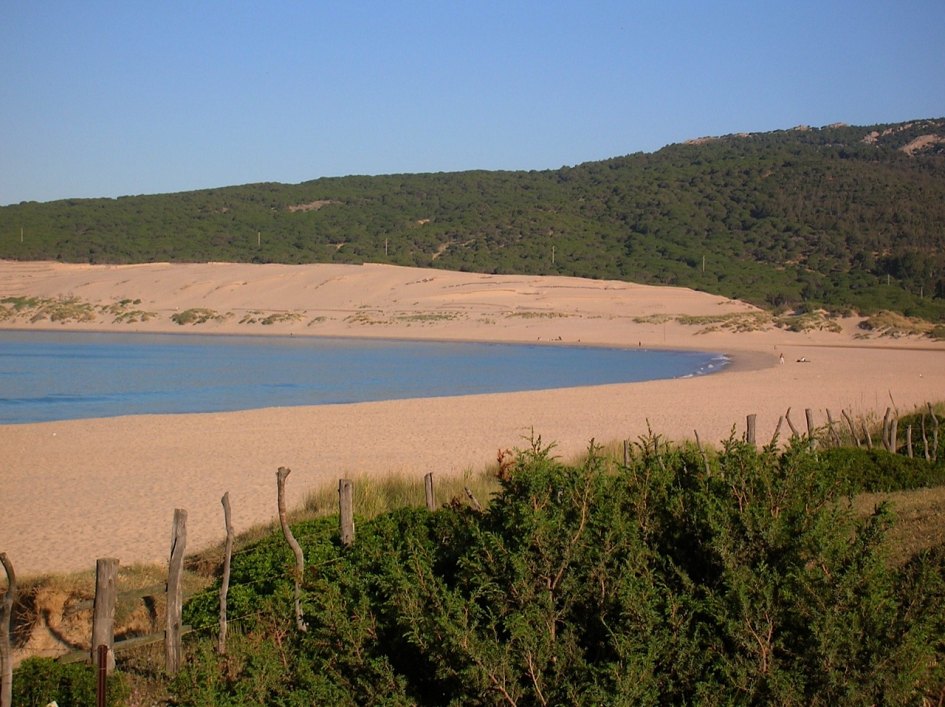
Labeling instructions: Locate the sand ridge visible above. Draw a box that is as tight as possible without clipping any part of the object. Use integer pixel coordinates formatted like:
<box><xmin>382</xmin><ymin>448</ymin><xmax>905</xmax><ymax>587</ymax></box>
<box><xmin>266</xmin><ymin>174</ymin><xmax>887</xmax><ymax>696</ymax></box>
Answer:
<box><xmin>1</xmin><ymin>260</ymin><xmax>943</xmax><ymax>577</ymax></box>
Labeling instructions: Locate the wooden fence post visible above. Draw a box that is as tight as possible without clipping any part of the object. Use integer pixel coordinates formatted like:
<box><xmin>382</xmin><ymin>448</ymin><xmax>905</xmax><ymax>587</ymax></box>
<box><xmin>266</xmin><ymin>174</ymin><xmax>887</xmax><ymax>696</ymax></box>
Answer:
<box><xmin>91</xmin><ymin>558</ymin><xmax>118</xmax><ymax>675</ymax></box>
<box><xmin>842</xmin><ymin>409</ymin><xmax>861</xmax><ymax>448</ymax></box>
<box><xmin>906</xmin><ymin>426</ymin><xmax>914</xmax><ymax>458</ymax></box>
<box><xmin>166</xmin><ymin>509</ymin><xmax>187</xmax><ymax>675</ymax></box>
<box><xmin>1</xmin><ymin>553</ymin><xmax>15</xmax><ymax>707</ymax></box>
<box><xmin>424</xmin><ymin>473</ymin><xmax>436</xmax><ymax>511</ymax></box>
<box><xmin>219</xmin><ymin>492</ymin><xmax>234</xmax><ymax>655</ymax></box>
<box><xmin>785</xmin><ymin>407</ymin><xmax>799</xmax><ymax>438</ymax></box>
<box><xmin>805</xmin><ymin>409</ymin><xmax>816</xmax><ymax>450</ymax></box>
<box><xmin>746</xmin><ymin>414</ymin><xmax>757</xmax><ymax>447</ymax></box>
<box><xmin>929</xmin><ymin>404</ymin><xmax>941</xmax><ymax>462</ymax></box>
<box><xmin>825</xmin><ymin>410</ymin><xmax>842</xmax><ymax>447</ymax></box>
<box><xmin>882</xmin><ymin>407</ymin><xmax>893</xmax><ymax>451</ymax></box>
<box><xmin>770</xmin><ymin>416</ymin><xmax>784</xmax><ymax>447</ymax></box>
<box><xmin>339</xmin><ymin>479</ymin><xmax>355</xmax><ymax>547</ymax></box>
<box><xmin>277</xmin><ymin>468</ymin><xmax>307</xmax><ymax>632</ymax></box>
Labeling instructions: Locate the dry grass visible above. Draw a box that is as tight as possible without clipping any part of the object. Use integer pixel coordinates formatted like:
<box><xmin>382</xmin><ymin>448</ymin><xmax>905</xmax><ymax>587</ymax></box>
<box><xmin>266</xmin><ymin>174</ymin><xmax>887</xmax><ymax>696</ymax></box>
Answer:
<box><xmin>852</xmin><ymin>486</ymin><xmax>945</xmax><ymax>566</ymax></box>
<box><xmin>301</xmin><ymin>467</ymin><xmax>501</xmax><ymax>519</ymax></box>
<box><xmin>774</xmin><ymin>310</ymin><xmax>843</xmax><ymax>334</ymax></box>
<box><xmin>170</xmin><ymin>307</ymin><xmax>229</xmax><ymax>325</ymax></box>
<box><xmin>6</xmin><ymin>563</ymin><xmax>211</xmax><ymax>667</ymax></box>
<box><xmin>237</xmin><ymin>310</ymin><xmax>303</xmax><ymax>325</ymax></box>
<box><xmin>858</xmin><ymin>310</ymin><xmax>938</xmax><ymax>338</ymax></box>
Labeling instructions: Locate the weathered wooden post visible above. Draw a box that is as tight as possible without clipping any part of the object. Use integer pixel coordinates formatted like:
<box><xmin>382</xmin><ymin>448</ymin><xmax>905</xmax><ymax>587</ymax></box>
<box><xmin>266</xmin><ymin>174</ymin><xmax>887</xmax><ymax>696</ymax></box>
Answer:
<box><xmin>842</xmin><ymin>409</ymin><xmax>861</xmax><ymax>448</ymax></box>
<box><xmin>219</xmin><ymin>492</ymin><xmax>234</xmax><ymax>655</ymax></box>
<box><xmin>825</xmin><ymin>410</ymin><xmax>842</xmax><ymax>447</ymax></box>
<box><xmin>930</xmin><ymin>403</ymin><xmax>941</xmax><ymax>463</ymax></box>
<box><xmin>277</xmin><ymin>468</ymin><xmax>307</xmax><ymax>632</ymax></box>
<box><xmin>746</xmin><ymin>414</ymin><xmax>757</xmax><ymax>447</ymax></box>
<box><xmin>92</xmin><ymin>558</ymin><xmax>118</xmax><ymax>675</ymax></box>
<box><xmin>1</xmin><ymin>553</ymin><xmax>15</xmax><ymax>707</ymax></box>
<box><xmin>906</xmin><ymin>426</ymin><xmax>914</xmax><ymax>458</ymax></box>
<box><xmin>166</xmin><ymin>509</ymin><xmax>187</xmax><ymax>675</ymax></box>
<box><xmin>922</xmin><ymin>412</ymin><xmax>931</xmax><ymax>461</ymax></box>
<box><xmin>424</xmin><ymin>473</ymin><xmax>436</xmax><ymax>511</ymax></box>
<box><xmin>464</xmin><ymin>487</ymin><xmax>483</xmax><ymax>512</ymax></box>
<box><xmin>805</xmin><ymin>409</ymin><xmax>816</xmax><ymax>450</ymax></box>
<box><xmin>882</xmin><ymin>407</ymin><xmax>893</xmax><ymax>452</ymax></box>
<box><xmin>785</xmin><ymin>407</ymin><xmax>800</xmax><ymax>438</ymax></box>
<box><xmin>339</xmin><ymin>478</ymin><xmax>355</xmax><ymax>547</ymax></box>
<box><xmin>770</xmin><ymin>416</ymin><xmax>784</xmax><ymax>447</ymax></box>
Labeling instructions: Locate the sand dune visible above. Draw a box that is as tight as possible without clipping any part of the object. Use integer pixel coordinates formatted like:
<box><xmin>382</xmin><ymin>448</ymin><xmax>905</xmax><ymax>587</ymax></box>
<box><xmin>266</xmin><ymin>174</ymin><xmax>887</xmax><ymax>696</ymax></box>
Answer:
<box><xmin>1</xmin><ymin>260</ymin><xmax>943</xmax><ymax>577</ymax></box>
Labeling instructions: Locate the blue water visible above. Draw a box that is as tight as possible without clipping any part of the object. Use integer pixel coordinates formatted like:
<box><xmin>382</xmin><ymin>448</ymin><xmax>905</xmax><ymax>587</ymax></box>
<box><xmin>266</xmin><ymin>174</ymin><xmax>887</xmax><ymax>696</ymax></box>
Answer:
<box><xmin>0</xmin><ymin>331</ymin><xmax>728</xmax><ymax>424</ymax></box>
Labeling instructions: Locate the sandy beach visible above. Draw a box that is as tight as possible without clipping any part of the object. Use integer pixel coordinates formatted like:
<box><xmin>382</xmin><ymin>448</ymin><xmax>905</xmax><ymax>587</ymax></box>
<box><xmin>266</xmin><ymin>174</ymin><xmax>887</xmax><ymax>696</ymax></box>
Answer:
<box><xmin>1</xmin><ymin>260</ymin><xmax>943</xmax><ymax>578</ymax></box>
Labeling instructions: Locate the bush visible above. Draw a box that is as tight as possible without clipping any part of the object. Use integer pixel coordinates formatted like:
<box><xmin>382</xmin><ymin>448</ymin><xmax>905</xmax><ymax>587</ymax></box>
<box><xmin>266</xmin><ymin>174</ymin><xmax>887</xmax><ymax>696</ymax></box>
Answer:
<box><xmin>176</xmin><ymin>436</ymin><xmax>945</xmax><ymax>704</ymax></box>
<box><xmin>13</xmin><ymin>657</ymin><xmax>127</xmax><ymax>707</ymax></box>
<box><xmin>822</xmin><ymin>447</ymin><xmax>945</xmax><ymax>492</ymax></box>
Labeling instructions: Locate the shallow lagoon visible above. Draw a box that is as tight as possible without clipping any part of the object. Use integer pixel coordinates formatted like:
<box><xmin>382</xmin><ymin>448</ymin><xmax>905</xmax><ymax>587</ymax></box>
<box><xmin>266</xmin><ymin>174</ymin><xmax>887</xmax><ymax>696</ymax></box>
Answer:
<box><xmin>0</xmin><ymin>330</ymin><xmax>728</xmax><ymax>424</ymax></box>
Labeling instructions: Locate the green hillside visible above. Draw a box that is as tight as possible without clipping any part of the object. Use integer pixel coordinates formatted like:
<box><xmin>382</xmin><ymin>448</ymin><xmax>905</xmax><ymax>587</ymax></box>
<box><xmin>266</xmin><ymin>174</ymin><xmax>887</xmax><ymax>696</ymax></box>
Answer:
<box><xmin>2</xmin><ymin>118</ymin><xmax>944</xmax><ymax>320</ymax></box>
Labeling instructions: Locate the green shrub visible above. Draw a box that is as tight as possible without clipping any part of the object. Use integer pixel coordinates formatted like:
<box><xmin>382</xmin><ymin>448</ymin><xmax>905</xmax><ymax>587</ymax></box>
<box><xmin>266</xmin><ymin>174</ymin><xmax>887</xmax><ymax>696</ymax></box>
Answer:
<box><xmin>822</xmin><ymin>447</ymin><xmax>945</xmax><ymax>492</ymax></box>
<box><xmin>13</xmin><ymin>657</ymin><xmax>127</xmax><ymax>707</ymax></box>
<box><xmin>175</xmin><ymin>436</ymin><xmax>945</xmax><ymax>704</ymax></box>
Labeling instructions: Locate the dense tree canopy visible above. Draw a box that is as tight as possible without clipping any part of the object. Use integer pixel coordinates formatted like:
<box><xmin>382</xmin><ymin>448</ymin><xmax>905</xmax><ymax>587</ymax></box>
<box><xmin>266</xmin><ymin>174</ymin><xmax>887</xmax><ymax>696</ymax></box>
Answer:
<box><xmin>3</xmin><ymin>118</ymin><xmax>944</xmax><ymax>319</ymax></box>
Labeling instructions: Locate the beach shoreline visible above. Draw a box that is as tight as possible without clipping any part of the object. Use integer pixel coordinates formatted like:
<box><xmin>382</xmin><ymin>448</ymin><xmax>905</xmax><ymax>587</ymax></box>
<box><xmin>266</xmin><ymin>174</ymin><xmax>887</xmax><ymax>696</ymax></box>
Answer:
<box><xmin>1</xmin><ymin>260</ymin><xmax>943</xmax><ymax>578</ymax></box>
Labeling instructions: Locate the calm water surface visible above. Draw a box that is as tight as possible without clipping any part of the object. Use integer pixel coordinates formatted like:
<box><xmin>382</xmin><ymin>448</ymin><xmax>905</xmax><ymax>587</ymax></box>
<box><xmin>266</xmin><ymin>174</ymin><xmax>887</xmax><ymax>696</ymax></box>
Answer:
<box><xmin>0</xmin><ymin>331</ymin><xmax>728</xmax><ymax>424</ymax></box>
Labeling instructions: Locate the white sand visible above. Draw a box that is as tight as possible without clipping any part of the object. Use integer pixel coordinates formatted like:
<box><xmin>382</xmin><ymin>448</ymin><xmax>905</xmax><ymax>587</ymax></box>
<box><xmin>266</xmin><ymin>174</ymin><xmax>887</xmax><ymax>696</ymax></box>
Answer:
<box><xmin>1</xmin><ymin>260</ymin><xmax>943</xmax><ymax>577</ymax></box>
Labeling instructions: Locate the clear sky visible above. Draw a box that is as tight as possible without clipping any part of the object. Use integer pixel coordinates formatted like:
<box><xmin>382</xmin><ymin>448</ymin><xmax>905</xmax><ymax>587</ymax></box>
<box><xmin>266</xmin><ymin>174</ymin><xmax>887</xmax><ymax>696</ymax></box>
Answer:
<box><xmin>2</xmin><ymin>1</ymin><xmax>943</xmax><ymax>205</ymax></box>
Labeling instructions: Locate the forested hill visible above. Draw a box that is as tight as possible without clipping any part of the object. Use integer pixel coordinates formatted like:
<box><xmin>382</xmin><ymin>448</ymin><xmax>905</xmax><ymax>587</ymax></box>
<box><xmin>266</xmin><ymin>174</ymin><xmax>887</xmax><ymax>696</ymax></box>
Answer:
<box><xmin>2</xmin><ymin>118</ymin><xmax>945</xmax><ymax>320</ymax></box>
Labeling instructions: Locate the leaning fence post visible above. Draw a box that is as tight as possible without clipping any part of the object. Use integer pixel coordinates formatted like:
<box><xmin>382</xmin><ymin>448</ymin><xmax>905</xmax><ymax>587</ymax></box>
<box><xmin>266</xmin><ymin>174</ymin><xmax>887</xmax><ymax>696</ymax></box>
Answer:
<box><xmin>842</xmin><ymin>409</ymin><xmax>861</xmax><ymax>448</ymax></box>
<box><xmin>166</xmin><ymin>509</ymin><xmax>187</xmax><ymax>675</ymax></box>
<box><xmin>770</xmin><ymin>416</ymin><xmax>784</xmax><ymax>448</ymax></box>
<box><xmin>745</xmin><ymin>414</ymin><xmax>757</xmax><ymax>447</ymax></box>
<box><xmin>91</xmin><ymin>558</ymin><xmax>118</xmax><ymax>675</ymax></box>
<box><xmin>339</xmin><ymin>479</ymin><xmax>355</xmax><ymax>547</ymax></box>
<box><xmin>424</xmin><ymin>473</ymin><xmax>436</xmax><ymax>511</ymax></box>
<box><xmin>1</xmin><ymin>553</ymin><xmax>15</xmax><ymax>707</ymax></box>
<box><xmin>906</xmin><ymin>425</ymin><xmax>914</xmax><ymax>458</ymax></box>
<box><xmin>219</xmin><ymin>492</ymin><xmax>234</xmax><ymax>655</ymax></box>
<box><xmin>277</xmin><ymin>468</ymin><xmax>307</xmax><ymax>632</ymax></box>
<box><xmin>785</xmin><ymin>407</ymin><xmax>799</xmax><ymax>438</ymax></box>
<box><xmin>825</xmin><ymin>410</ymin><xmax>841</xmax><ymax>447</ymax></box>
<box><xmin>882</xmin><ymin>407</ymin><xmax>893</xmax><ymax>451</ymax></box>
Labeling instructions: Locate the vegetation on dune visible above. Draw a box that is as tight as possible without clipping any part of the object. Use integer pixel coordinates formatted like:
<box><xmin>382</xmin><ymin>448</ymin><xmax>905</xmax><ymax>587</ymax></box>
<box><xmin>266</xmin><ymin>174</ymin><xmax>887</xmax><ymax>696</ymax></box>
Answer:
<box><xmin>10</xmin><ymin>414</ymin><xmax>945</xmax><ymax>705</ymax></box>
<box><xmin>2</xmin><ymin>119</ymin><xmax>945</xmax><ymax>325</ymax></box>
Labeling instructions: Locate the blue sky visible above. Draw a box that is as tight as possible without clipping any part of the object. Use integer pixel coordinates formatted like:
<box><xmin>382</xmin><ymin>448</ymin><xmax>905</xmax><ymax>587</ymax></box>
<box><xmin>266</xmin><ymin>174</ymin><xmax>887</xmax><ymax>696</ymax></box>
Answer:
<box><xmin>2</xmin><ymin>1</ymin><xmax>943</xmax><ymax>205</ymax></box>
